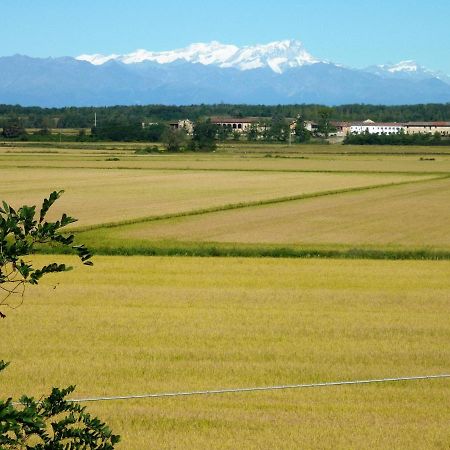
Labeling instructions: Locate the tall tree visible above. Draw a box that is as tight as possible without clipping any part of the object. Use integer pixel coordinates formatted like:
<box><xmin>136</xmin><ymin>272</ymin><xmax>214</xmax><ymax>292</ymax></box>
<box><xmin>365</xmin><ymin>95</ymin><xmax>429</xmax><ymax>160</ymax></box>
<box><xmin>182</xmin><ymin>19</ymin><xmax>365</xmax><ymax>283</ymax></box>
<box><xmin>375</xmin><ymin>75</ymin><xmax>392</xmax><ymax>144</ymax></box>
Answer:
<box><xmin>162</xmin><ymin>127</ymin><xmax>187</xmax><ymax>152</ymax></box>
<box><xmin>191</xmin><ymin>120</ymin><xmax>218</xmax><ymax>151</ymax></box>
<box><xmin>247</xmin><ymin>123</ymin><xmax>259</xmax><ymax>141</ymax></box>
<box><xmin>1</xmin><ymin>117</ymin><xmax>27</xmax><ymax>139</ymax></box>
<box><xmin>317</xmin><ymin>108</ymin><xmax>334</xmax><ymax>138</ymax></box>
<box><xmin>267</xmin><ymin>115</ymin><xmax>289</xmax><ymax>142</ymax></box>
<box><xmin>294</xmin><ymin>116</ymin><xmax>311</xmax><ymax>143</ymax></box>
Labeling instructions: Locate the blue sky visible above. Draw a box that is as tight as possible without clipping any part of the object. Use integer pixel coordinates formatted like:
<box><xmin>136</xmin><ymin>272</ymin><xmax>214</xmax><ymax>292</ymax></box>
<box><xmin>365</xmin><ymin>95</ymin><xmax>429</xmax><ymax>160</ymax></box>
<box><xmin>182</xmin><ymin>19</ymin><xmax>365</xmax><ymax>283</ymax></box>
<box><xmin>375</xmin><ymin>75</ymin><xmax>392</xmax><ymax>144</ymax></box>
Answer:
<box><xmin>2</xmin><ymin>0</ymin><xmax>449</xmax><ymax>74</ymax></box>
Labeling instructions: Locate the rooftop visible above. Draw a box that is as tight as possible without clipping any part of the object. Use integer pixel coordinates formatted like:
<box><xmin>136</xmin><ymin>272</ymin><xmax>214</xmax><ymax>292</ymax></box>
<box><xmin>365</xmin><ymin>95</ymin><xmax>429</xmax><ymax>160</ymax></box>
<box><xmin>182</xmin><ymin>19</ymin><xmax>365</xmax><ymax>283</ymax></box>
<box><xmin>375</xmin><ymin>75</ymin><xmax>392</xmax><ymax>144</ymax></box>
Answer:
<box><xmin>210</xmin><ymin>117</ymin><xmax>260</xmax><ymax>124</ymax></box>
<box><xmin>351</xmin><ymin>122</ymin><xmax>405</xmax><ymax>127</ymax></box>
<box><xmin>406</xmin><ymin>122</ymin><xmax>450</xmax><ymax>126</ymax></box>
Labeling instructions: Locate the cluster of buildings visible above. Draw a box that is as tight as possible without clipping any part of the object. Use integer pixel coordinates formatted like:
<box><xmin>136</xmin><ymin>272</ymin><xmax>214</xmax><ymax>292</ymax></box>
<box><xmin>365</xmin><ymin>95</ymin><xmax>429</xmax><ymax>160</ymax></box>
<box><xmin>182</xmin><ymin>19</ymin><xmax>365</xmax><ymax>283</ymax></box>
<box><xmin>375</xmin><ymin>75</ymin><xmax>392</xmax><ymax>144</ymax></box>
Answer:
<box><xmin>336</xmin><ymin>119</ymin><xmax>450</xmax><ymax>137</ymax></box>
<box><xmin>168</xmin><ymin>117</ymin><xmax>450</xmax><ymax>137</ymax></box>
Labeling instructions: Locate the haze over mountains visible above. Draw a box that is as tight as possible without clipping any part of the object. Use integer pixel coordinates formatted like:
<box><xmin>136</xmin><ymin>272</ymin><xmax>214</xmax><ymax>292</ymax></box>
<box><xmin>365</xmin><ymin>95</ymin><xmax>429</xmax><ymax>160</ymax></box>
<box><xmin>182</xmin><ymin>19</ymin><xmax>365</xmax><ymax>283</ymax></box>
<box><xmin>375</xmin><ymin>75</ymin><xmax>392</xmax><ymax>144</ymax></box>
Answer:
<box><xmin>1</xmin><ymin>40</ymin><xmax>450</xmax><ymax>107</ymax></box>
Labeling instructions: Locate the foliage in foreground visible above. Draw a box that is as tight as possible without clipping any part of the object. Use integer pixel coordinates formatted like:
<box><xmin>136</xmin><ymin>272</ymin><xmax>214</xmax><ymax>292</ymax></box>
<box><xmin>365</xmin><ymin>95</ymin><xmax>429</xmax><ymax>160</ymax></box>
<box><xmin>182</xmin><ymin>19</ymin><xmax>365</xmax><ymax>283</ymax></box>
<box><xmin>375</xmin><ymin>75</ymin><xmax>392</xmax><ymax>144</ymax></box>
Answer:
<box><xmin>0</xmin><ymin>369</ymin><xmax>119</xmax><ymax>449</ymax></box>
<box><xmin>0</xmin><ymin>192</ymin><xmax>119</xmax><ymax>448</ymax></box>
<box><xmin>0</xmin><ymin>190</ymin><xmax>92</xmax><ymax>318</ymax></box>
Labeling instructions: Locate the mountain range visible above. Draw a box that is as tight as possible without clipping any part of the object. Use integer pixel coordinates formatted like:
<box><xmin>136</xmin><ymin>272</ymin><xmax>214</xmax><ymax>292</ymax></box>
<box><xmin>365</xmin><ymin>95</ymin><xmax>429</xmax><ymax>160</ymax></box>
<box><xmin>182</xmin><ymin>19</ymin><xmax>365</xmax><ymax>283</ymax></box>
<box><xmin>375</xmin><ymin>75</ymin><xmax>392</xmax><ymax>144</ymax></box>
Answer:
<box><xmin>1</xmin><ymin>40</ymin><xmax>449</xmax><ymax>107</ymax></box>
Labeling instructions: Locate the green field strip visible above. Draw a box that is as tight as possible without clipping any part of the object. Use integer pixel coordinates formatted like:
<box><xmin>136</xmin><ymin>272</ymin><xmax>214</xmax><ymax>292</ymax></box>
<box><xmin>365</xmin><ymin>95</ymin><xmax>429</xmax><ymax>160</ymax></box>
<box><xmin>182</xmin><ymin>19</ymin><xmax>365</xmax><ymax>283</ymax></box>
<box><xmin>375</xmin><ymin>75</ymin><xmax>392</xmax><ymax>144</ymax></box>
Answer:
<box><xmin>4</xmin><ymin>140</ymin><xmax>450</xmax><ymax>154</ymax></box>
<box><xmin>37</xmin><ymin>240</ymin><xmax>450</xmax><ymax>260</ymax></box>
<box><xmin>73</xmin><ymin>174</ymin><xmax>446</xmax><ymax>233</ymax></box>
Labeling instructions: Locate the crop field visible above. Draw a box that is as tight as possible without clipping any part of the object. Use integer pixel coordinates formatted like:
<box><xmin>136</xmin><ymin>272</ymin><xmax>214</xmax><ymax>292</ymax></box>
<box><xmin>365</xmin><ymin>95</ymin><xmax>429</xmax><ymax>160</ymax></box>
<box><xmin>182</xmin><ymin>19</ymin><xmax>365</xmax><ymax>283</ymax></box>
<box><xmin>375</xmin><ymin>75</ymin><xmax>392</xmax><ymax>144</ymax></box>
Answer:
<box><xmin>2</xmin><ymin>143</ymin><xmax>449</xmax><ymax>449</ymax></box>
<box><xmin>91</xmin><ymin>177</ymin><xmax>450</xmax><ymax>253</ymax></box>
<box><xmin>0</xmin><ymin>167</ymin><xmax>427</xmax><ymax>229</ymax></box>
<box><xmin>2</xmin><ymin>144</ymin><xmax>450</xmax><ymax>174</ymax></box>
<box><xmin>1</xmin><ymin>256</ymin><xmax>449</xmax><ymax>449</ymax></box>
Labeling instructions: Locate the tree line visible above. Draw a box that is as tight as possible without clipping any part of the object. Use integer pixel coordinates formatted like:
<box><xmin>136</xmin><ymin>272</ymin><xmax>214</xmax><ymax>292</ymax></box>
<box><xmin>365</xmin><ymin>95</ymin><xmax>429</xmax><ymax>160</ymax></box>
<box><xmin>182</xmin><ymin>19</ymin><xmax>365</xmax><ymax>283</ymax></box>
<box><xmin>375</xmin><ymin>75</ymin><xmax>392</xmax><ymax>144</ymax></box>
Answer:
<box><xmin>1</xmin><ymin>103</ymin><xmax>450</xmax><ymax>129</ymax></box>
<box><xmin>0</xmin><ymin>112</ymin><xmax>335</xmax><ymax>151</ymax></box>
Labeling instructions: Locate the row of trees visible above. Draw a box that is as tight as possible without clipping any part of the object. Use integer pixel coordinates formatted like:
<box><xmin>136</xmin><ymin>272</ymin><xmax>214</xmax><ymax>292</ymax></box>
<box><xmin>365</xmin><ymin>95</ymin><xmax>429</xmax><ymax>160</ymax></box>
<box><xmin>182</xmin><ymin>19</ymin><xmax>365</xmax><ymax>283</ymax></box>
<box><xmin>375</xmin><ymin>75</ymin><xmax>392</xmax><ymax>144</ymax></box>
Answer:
<box><xmin>1</xmin><ymin>103</ymin><xmax>450</xmax><ymax>129</ymax></box>
<box><xmin>91</xmin><ymin>122</ymin><xmax>166</xmax><ymax>142</ymax></box>
<box><xmin>162</xmin><ymin>112</ymin><xmax>334</xmax><ymax>151</ymax></box>
<box><xmin>343</xmin><ymin>130</ymin><xmax>450</xmax><ymax>146</ymax></box>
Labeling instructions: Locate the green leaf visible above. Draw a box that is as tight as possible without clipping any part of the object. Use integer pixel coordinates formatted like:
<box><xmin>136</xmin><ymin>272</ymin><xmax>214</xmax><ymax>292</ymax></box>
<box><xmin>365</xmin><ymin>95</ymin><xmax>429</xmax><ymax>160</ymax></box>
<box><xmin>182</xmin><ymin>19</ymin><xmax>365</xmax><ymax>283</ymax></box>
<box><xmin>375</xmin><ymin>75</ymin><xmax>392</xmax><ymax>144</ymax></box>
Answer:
<box><xmin>39</xmin><ymin>190</ymin><xmax>64</xmax><ymax>223</ymax></box>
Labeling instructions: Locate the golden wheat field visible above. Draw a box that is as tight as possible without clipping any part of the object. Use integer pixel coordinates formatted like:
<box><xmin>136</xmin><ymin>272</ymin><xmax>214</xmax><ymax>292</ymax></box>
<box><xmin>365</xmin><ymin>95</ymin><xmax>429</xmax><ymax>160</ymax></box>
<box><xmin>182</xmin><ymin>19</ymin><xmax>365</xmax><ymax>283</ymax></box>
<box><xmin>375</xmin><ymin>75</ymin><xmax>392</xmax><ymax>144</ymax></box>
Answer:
<box><xmin>0</xmin><ymin>164</ymin><xmax>434</xmax><ymax>229</ymax></box>
<box><xmin>1</xmin><ymin>145</ymin><xmax>450</xmax><ymax>449</ymax></box>
<box><xmin>101</xmin><ymin>177</ymin><xmax>450</xmax><ymax>250</ymax></box>
<box><xmin>1</xmin><ymin>256</ymin><xmax>449</xmax><ymax>449</ymax></box>
<box><xmin>2</xmin><ymin>144</ymin><xmax>450</xmax><ymax>173</ymax></box>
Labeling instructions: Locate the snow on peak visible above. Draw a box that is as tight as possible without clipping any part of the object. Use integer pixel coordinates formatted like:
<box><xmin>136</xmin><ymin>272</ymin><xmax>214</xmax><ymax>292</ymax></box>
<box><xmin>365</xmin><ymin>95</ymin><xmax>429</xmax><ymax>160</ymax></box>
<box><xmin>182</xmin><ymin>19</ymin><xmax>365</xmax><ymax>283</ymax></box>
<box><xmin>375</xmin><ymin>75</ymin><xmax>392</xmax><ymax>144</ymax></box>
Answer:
<box><xmin>77</xmin><ymin>53</ymin><xmax>120</xmax><ymax>65</ymax></box>
<box><xmin>120</xmin><ymin>41</ymin><xmax>239</xmax><ymax>65</ymax></box>
<box><xmin>222</xmin><ymin>39</ymin><xmax>319</xmax><ymax>73</ymax></box>
<box><xmin>380</xmin><ymin>60</ymin><xmax>421</xmax><ymax>73</ymax></box>
<box><xmin>364</xmin><ymin>60</ymin><xmax>448</xmax><ymax>82</ymax></box>
<box><xmin>76</xmin><ymin>40</ymin><xmax>321</xmax><ymax>73</ymax></box>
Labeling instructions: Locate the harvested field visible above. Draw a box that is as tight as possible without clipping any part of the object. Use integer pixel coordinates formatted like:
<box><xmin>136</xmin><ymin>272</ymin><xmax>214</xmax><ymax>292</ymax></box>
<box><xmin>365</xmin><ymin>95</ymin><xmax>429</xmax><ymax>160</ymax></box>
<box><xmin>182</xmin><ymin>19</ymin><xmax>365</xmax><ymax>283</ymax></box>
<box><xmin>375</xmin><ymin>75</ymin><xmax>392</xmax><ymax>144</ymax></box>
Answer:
<box><xmin>88</xmin><ymin>177</ymin><xmax>450</xmax><ymax>251</ymax></box>
<box><xmin>0</xmin><ymin>167</ymin><xmax>429</xmax><ymax>228</ymax></box>
<box><xmin>2</xmin><ymin>145</ymin><xmax>450</xmax><ymax>174</ymax></box>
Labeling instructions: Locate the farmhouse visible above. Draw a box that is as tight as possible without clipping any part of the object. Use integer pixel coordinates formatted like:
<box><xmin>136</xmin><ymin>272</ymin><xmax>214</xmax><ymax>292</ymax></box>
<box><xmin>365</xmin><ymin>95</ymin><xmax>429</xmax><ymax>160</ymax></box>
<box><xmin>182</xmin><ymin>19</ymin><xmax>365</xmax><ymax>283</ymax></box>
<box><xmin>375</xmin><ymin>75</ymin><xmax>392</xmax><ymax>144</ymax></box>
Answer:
<box><xmin>304</xmin><ymin>120</ymin><xmax>319</xmax><ymax>132</ymax></box>
<box><xmin>169</xmin><ymin>119</ymin><xmax>194</xmax><ymax>134</ymax></box>
<box><xmin>288</xmin><ymin>119</ymin><xmax>318</xmax><ymax>134</ymax></box>
<box><xmin>210</xmin><ymin>117</ymin><xmax>259</xmax><ymax>133</ymax></box>
<box><xmin>331</xmin><ymin>121</ymin><xmax>351</xmax><ymax>136</ymax></box>
<box><xmin>404</xmin><ymin>122</ymin><xmax>450</xmax><ymax>136</ymax></box>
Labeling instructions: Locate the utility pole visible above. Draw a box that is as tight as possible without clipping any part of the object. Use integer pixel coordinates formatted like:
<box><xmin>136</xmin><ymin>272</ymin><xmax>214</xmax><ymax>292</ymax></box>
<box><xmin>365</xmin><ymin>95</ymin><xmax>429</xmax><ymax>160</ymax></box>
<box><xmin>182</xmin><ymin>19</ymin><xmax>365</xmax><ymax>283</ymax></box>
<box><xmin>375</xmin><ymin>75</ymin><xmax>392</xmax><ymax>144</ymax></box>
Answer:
<box><xmin>94</xmin><ymin>112</ymin><xmax>97</xmax><ymax>128</ymax></box>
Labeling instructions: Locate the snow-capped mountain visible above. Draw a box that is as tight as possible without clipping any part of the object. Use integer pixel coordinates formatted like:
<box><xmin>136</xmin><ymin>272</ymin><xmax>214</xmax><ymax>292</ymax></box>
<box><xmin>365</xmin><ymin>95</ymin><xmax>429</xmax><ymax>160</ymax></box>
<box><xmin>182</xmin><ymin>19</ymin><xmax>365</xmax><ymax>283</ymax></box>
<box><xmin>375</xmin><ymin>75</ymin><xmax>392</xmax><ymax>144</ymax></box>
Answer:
<box><xmin>1</xmin><ymin>40</ymin><xmax>450</xmax><ymax>107</ymax></box>
<box><xmin>77</xmin><ymin>40</ymin><xmax>320</xmax><ymax>74</ymax></box>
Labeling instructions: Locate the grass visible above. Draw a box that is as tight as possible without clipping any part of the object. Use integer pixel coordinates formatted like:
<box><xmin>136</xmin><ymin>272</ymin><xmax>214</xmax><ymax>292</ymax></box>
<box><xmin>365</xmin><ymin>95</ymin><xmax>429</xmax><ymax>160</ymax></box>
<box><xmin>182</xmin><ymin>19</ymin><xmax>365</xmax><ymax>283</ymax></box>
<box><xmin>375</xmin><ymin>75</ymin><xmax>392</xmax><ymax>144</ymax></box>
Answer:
<box><xmin>2</xmin><ymin>147</ymin><xmax>447</xmax><ymax>258</ymax></box>
<box><xmin>75</xmin><ymin>177</ymin><xmax>450</xmax><ymax>256</ymax></box>
<box><xmin>221</xmin><ymin>141</ymin><xmax>450</xmax><ymax>155</ymax></box>
<box><xmin>1</xmin><ymin>256</ymin><xmax>449</xmax><ymax>449</ymax></box>
<box><xmin>2</xmin><ymin>145</ymin><xmax>450</xmax><ymax>448</ymax></box>
<box><xmin>4</xmin><ymin>140</ymin><xmax>450</xmax><ymax>154</ymax></box>
<box><xmin>0</xmin><ymin>166</ymin><xmax>429</xmax><ymax>229</ymax></box>
<box><xmin>42</xmin><ymin>242</ymin><xmax>450</xmax><ymax>261</ymax></box>
<box><xmin>2</xmin><ymin>144</ymin><xmax>450</xmax><ymax>174</ymax></box>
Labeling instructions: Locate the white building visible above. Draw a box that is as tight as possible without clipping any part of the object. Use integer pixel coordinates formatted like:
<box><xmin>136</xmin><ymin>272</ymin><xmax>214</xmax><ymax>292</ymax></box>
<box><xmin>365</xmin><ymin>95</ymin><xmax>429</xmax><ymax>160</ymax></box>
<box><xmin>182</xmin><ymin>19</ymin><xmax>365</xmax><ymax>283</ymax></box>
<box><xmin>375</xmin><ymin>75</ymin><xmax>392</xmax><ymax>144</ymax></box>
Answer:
<box><xmin>351</xmin><ymin>120</ymin><xmax>404</xmax><ymax>135</ymax></box>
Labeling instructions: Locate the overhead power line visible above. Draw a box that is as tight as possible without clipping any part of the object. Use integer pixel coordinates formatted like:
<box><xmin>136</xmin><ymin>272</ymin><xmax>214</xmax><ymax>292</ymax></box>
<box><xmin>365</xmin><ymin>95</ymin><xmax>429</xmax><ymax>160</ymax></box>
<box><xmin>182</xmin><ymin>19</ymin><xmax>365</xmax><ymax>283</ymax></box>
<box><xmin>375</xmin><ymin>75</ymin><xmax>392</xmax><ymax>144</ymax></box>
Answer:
<box><xmin>68</xmin><ymin>374</ymin><xmax>450</xmax><ymax>404</ymax></box>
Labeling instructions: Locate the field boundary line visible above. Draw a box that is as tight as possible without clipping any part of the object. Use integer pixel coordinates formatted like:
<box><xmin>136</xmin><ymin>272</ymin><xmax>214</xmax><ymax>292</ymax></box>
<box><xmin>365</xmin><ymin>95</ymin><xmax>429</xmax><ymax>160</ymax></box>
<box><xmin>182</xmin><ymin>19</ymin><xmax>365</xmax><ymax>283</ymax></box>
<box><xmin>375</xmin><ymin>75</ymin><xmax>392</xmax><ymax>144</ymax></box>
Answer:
<box><xmin>68</xmin><ymin>374</ymin><xmax>450</xmax><ymax>404</ymax></box>
<box><xmin>73</xmin><ymin>174</ymin><xmax>449</xmax><ymax>233</ymax></box>
<box><xmin>2</xmin><ymin>141</ymin><xmax>450</xmax><ymax>156</ymax></box>
<box><xmin>3</xmin><ymin>164</ymin><xmax>450</xmax><ymax>177</ymax></box>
